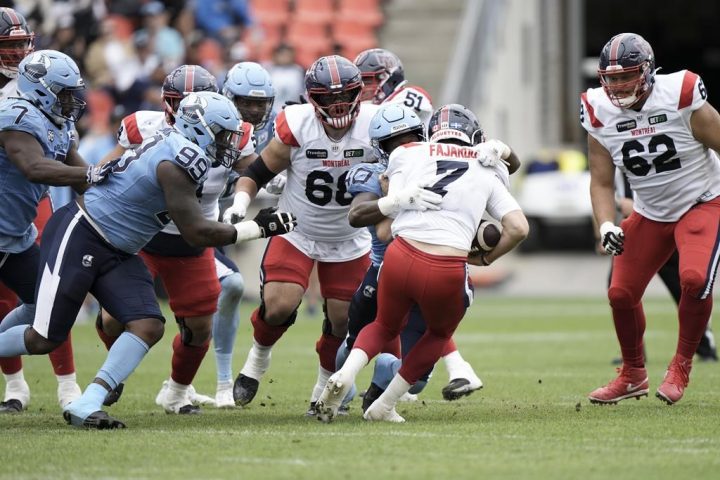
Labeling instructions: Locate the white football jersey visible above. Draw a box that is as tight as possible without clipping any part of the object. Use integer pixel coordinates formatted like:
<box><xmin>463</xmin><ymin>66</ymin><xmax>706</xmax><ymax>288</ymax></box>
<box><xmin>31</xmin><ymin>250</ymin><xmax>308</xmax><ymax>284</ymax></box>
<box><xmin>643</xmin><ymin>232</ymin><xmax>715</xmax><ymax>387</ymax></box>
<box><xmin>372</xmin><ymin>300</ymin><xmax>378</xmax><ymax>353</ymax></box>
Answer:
<box><xmin>581</xmin><ymin>70</ymin><xmax>720</xmax><ymax>221</ymax></box>
<box><xmin>384</xmin><ymin>84</ymin><xmax>434</xmax><ymax>128</ymax></box>
<box><xmin>117</xmin><ymin>110</ymin><xmax>255</xmax><ymax>234</ymax></box>
<box><xmin>386</xmin><ymin>142</ymin><xmax>521</xmax><ymax>251</ymax></box>
<box><xmin>0</xmin><ymin>78</ymin><xmax>17</xmax><ymax>101</ymax></box>
<box><xmin>274</xmin><ymin>103</ymin><xmax>378</xmax><ymax>242</ymax></box>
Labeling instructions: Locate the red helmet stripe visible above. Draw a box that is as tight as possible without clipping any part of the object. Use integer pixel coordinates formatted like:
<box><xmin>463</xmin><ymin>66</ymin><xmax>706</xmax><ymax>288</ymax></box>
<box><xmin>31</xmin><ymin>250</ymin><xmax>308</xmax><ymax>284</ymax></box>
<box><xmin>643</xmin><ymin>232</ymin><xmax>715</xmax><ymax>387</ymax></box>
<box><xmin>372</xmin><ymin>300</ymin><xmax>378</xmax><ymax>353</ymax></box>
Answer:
<box><xmin>608</xmin><ymin>34</ymin><xmax>627</xmax><ymax>67</ymax></box>
<box><xmin>184</xmin><ymin>65</ymin><xmax>195</xmax><ymax>93</ymax></box>
<box><xmin>440</xmin><ymin>105</ymin><xmax>450</xmax><ymax>127</ymax></box>
<box><xmin>326</xmin><ymin>56</ymin><xmax>342</xmax><ymax>88</ymax></box>
<box><xmin>4</xmin><ymin>8</ymin><xmax>20</xmax><ymax>26</ymax></box>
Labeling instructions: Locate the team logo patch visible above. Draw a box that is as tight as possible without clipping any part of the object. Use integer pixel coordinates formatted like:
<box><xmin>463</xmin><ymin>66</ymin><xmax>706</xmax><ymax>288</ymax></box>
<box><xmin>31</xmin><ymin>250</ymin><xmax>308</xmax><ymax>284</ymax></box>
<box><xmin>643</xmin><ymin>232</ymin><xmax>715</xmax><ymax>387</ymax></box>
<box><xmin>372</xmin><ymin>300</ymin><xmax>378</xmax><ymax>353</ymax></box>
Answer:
<box><xmin>47</xmin><ymin>130</ymin><xmax>54</xmax><ymax>142</ymax></box>
<box><xmin>23</xmin><ymin>52</ymin><xmax>51</xmax><ymax>82</ymax></box>
<box><xmin>648</xmin><ymin>114</ymin><xmax>668</xmax><ymax>125</ymax></box>
<box><xmin>331</xmin><ymin>144</ymin><xmax>340</xmax><ymax>153</ymax></box>
<box><xmin>344</xmin><ymin>149</ymin><xmax>364</xmax><ymax>158</ymax></box>
<box><xmin>179</xmin><ymin>93</ymin><xmax>208</xmax><ymax>123</ymax></box>
<box><xmin>616</xmin><ymin>120</ymin><xmax>637</xmax><ymax>132</ymax></box>
<box><xmin>363</xmin><ymin>285</ymin><xmax>376</xmax><ymax>298</ymax></box>
<box><xmin>306</xmin><ymin>149</ymin><xmax>328</xmax><ymax>159</ymax></box>
<box><xmin>82</xmin><ymin>255</ymin><xmax>94</xmax><ymax>267</ymax></box>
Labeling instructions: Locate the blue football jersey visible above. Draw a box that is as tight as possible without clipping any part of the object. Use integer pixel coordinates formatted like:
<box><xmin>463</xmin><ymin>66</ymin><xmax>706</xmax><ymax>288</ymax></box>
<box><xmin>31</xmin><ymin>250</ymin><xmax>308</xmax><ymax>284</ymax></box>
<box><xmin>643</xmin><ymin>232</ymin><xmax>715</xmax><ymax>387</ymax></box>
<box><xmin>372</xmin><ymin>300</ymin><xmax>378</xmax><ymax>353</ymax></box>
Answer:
<box><xmin>253</xmin><ymin>113</ymin><xmax>275</xmax><ymax>154</ymax></box>
<box><xmin>84</xmin><ymin>128</ymin><xmax>211</xmax><ymax>254</ymax></box>
<box><xmin>0</xmin><ymin>97</ymin><xmax>75</xmax><ymax>253</ymax></box>
<box><xmin>346</xmin><ymin>162</ymin><xmax>387</xmax><ymax>267</ymax></box>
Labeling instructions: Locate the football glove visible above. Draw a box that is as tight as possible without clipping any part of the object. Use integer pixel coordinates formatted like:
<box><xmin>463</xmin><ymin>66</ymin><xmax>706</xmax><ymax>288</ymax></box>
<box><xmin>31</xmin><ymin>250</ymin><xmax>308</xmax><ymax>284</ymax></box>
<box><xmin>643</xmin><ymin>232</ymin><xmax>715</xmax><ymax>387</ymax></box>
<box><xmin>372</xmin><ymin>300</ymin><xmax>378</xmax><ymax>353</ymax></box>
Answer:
<box><xmin>600</xmin><ymin>221</ymin><xmax>625</xmax><ymax>256</ymax></box>
<box><xmin>86</xmin><ymin>159</ymin><xmax>118</xmax><ymax>185</ymax></box>
<box><xmin>223</xmin><ymin>191</ymin><xmax>251</xmax><ymax>224</ymax></box>
<box><xmin>377</xmin><ymin>182</ymin><xmax>442</xmax><ymax>216</ymax></box>
<box><xmin>233</xmin><ymin>207</ymin><xmax>297</xmax><ymax>243</ymax></box>
<box><xmin>263</xmin><ymin>173</ymin><xmax>286</xmax><ymax>195</ymax></box>
<box><xmin>474</xmin><ymin>139</ymin><xmax>511</xmax><ymax>168</ymax></box>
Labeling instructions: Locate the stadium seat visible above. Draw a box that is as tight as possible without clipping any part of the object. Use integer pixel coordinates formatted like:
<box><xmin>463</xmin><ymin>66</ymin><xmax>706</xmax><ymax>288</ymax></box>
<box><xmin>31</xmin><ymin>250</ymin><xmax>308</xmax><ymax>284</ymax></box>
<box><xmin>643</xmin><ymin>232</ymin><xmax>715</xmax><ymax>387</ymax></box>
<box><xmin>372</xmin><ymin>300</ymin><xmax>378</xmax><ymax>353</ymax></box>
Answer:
<box><xmin>335</xmin><ymin>0</ymin><xmax>384</xmax><ymax>27</ymax></box>
<box><xmin>286</xmin><ymin>21</ymin><xmax>332</xmax><ymax>51</ymax></box>
<box><xmin>332</xmin><ymin>20</ymin><xmax>377</xmax><ymax>54</ymax></box>
<box><xmin>293</xmin><ymin>43</ymin><xmax>335</xmax><ymax>69</ymax></box>
<box><xmin>250</xmin><ymin>0</ymin><xmax>291</xmax><ymax>28</ymax></box>
<box><xmin>294</xmin><ymin>0</ymin><xmax>335</xmax><ymax>25</ymax></box>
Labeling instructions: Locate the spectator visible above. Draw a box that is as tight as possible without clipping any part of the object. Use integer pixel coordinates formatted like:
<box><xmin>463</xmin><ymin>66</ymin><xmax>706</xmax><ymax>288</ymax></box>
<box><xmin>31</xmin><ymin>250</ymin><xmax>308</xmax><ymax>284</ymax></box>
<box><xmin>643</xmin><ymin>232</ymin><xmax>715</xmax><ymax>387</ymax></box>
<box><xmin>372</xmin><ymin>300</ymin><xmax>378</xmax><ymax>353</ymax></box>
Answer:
<box><xmin>137</xmin><ymin>1</ymin><xmax>185</xmax><ymax>72</ymax></box>
<box><xmin>265</xmin><ymin>43</ymin><xmax>305</xmax><ymax>113</ymax></box>
<box><xmin>194</xmin><ymin>0</ymin><xmax>252</xmax><ymax>46</ymax></box>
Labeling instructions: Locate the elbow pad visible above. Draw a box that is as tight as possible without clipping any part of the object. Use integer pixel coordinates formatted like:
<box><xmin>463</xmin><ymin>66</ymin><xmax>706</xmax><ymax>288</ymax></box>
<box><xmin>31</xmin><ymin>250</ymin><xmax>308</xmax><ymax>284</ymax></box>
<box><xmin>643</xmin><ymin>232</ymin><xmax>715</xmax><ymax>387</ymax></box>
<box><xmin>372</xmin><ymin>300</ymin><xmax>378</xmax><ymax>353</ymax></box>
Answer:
<box><xmin>241</xmin><ymin>155</ymin><xmax>277</xmax><ymax>189</ymax></box>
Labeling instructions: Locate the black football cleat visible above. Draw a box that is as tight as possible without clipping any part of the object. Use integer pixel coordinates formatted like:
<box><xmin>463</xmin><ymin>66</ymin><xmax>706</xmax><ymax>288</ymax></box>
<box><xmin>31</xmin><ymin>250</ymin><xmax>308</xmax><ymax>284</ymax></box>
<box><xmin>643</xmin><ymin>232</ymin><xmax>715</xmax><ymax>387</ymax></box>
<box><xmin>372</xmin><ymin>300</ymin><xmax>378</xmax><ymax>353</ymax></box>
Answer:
<box><xmin>361</xmin><ymin>383</ymin><xmax>384</xmax><ymax>413</ymax></box>
<box><xmin>305</xmin><ymin>402</ymin><xmax>318</xmax><ymax>417</ymax></box>
<box><xmin>696</xmin><ymin>332</ymin><xmax>718</xmax><ymax>362</ymax></box>
<box><xmin>233</xmin><ymin>374</ymin><xmax>259</xmax><ymax>406</ymax></box>
<box><xmin>103</xmin><ymin>382</ymin><xmax>125</xmax><ymax>407</ymax></box>
<box><xmin>0</xmin><ymin>399</ymin><xmax>24</xmax><ymax>414</ymax></box>
<box><xmin>63</xmin><ymin>410</ymin><xmax>126</xmax><ymax>430</ymax></box>
<box><xmin>442</xmin><ymin>378</ymin><xmax>483</xmax><ymax>401</ymax></box>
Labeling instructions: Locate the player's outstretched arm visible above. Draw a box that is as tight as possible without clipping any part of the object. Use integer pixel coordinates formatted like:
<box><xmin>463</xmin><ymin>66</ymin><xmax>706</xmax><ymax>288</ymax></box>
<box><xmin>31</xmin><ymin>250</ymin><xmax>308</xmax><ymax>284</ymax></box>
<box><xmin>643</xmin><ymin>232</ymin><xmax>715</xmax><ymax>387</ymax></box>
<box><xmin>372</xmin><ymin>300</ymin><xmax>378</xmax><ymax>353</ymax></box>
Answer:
<box><xmin>691</xmin><ymin>102</ymin><xmax>720</xmax><ymax>152</ymax></box>
<box><xmin>225</xmin><ymin>138</ymin><xmax>291</xmax><ymax>224</ymax></box>
<box><xmin>0</xmin><ymin>130</ymin><xmax>97</xmax><ymax>188</ymax></box>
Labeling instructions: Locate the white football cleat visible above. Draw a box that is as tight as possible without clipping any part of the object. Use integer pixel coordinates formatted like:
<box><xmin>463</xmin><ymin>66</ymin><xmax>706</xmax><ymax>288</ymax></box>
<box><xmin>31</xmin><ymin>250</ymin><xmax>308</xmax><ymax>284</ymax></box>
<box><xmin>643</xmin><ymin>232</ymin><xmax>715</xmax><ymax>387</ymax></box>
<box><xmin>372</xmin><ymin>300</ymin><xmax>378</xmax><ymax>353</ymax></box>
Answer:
<box><xmin>159</xmin><ymin>380</ymin><xmax>200</xmax><ymax>415</ymax></box>
<box><xmin>57</xmin><ymin>380</ymin><xmax>82</xmax><ymax>409</ymax></box>
<box><xmin>187</xmin><ymin>384</ymin><xmax>215</xmax><ymax>406</ymax></box>
<box><xmin>215</xmin><ymin>381</ymin><xmax>235</xmax><ymax>409</ymax></box>
<box><xmin>398</xmin><ymin>392</ymin><xmax>418</xmax><ymax>402</ymax></box>
<box><xmin>363</xmin><ymin>401</ymin><xmax>406</xmax><ymax>423</ymax></box>
<box><xmin>315</xmin><ymin>371</ymin><xmax>353</xmax><ymax>423</ymax></box>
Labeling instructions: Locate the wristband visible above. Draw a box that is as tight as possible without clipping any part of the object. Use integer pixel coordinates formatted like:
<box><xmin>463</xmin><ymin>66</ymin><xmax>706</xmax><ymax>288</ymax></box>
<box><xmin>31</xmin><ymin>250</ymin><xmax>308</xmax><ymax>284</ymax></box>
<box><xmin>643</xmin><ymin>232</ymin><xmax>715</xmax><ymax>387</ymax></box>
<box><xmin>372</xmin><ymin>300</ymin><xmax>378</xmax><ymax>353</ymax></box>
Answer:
<box><xmin>233</xmin><ymin>221</ymin><xmax>261</xmax><ymax>243</ymax></box>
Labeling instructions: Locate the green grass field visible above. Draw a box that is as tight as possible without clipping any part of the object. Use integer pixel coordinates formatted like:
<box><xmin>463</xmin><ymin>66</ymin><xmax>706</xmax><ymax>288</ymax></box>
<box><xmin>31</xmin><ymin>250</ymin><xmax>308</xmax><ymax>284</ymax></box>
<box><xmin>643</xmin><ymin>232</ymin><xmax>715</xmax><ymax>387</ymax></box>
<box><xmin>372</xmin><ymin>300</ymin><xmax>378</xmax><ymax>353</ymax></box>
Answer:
<box><xmin>1</xmin><ymin>295</ymin><xmax>719</xmax><ymax>480</ymax></box>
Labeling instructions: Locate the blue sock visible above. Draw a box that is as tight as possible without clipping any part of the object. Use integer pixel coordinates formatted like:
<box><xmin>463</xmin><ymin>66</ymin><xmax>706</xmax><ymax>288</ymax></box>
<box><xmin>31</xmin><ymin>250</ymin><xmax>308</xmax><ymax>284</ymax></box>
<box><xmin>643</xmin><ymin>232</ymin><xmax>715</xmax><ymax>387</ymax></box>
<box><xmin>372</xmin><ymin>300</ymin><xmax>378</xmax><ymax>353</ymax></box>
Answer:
<box><xmin>64</xmin><ymin>383</ymin><xmax>108</xmax><ymax>419</ymax></box>
<box><xmin>213</xmin><ymin>273</ymin><xmax>243</xmax><ymax>382</ymax></box>
<box><xmin>372</xmin><ymin>353</ymin><xmax>402</xmax><ymax>390</ymax></box>
<box><xmin>0</xmin><ymin>325</ymin><xmax>29</xmax><ymax>356</ymax></box>
<box><xmin>96</xmin><ymin>332</ymin><xmax>149</xmax><ymax>390</ymax></box>
<box><xmin>0</xmin><ymin>303</ymin><xmax>36</xmax><ymax>333</ymax></box>
<box><xmin>335</xmin><ymin>338</ymin><xmax>350</xmax><ymax>370</ymax></box>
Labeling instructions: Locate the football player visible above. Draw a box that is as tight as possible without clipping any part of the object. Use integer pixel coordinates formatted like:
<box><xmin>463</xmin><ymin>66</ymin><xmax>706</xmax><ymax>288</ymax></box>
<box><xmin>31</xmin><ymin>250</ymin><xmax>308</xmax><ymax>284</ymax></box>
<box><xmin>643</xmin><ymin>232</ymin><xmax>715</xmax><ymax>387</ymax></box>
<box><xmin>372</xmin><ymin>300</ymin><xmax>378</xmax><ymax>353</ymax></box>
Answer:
<box><xmin>95</xmin><ymin>65</ymin><xmax>258</xmax><ymax>413</ymax></box>
<box><xmin>354</xmin><ymin>48</ymin><xmax>434</xmax><ymax>127</ymax></box>
<box><xmin>315</xmin><ymin>103</ymin><xmax>529</xmax><ymax>422</ymax></box>
<box><xmin>341</xmin><ymin>104</ymin><xmax>521</xmax><ymax>409</ymax></box>
<box><xmin>0</xmin><ymin>91</ymin><xmax>296</xmax><ymax>429</ymax></box>
<box><xmin>584</xmin><ymin>33</ymin><xmax>720</xmax><ymax>405</ymax></box>
<box><xmin>0</xmin><ymin>49</ymin><xmax>104</xmax><ymax>412</ymax></box>
<box><xmin>225</xmin><ymin>55</ymin><xmax>377</xmax><ymax>412</ymax></box>
<box><xmin>0</xmin><ymin>8</ymin><xmax>81</xmax><ymax>414</ymax></box>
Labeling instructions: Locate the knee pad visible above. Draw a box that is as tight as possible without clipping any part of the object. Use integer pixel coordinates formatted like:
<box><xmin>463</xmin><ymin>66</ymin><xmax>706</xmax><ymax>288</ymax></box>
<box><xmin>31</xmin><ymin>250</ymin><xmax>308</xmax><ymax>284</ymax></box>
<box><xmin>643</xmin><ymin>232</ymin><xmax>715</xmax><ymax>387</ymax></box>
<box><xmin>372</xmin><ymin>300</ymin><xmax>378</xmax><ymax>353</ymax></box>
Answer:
<box><xmin>260</xmin><ymin>300</ymin><xmax>299</xmax><ymax>328</ymax></box>
<box><xmin>608</xmin><ymin>285</ymin><xmax>638</xmax><ymax>310</ymax></box>
<box><xmin>175</xmin><ymin>317</ymin><xmax>193</xmax><ymax>345</ymax></box>
<box><xmin>680</xmin><ymin>268</ymin><xmax>706</xmax><ymax>298</ymax></box>
<box><xmin>221</xmin><ymin>272</ymin><xmax>245</xmax><ymax>301</ymax></box>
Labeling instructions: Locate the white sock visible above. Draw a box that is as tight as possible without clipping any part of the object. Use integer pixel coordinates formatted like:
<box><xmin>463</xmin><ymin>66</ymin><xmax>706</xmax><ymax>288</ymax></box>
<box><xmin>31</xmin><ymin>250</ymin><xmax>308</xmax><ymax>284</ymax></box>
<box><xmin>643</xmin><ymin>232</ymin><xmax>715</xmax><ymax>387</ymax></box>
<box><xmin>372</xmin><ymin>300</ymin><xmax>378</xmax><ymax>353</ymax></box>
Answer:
<box><xmin>240</xmin><ymin>339</ymin><xmax>272</xmax><ymax>379</ymax></box>
<box><xmin>443</xmin><ymin>350</ymin><xmax>466</xmax><ymax>379</ymax></box>
<box><xmin>56</xmin><ymin>372</ymin><xmax>77</xmax><ymax>384</ymax></box>
<box><xmin>340</xmin><ymin>349</ymin><xmax>369</xmax><ymax>382</ymax></box>
<box><xmin>377</xmin><ymin>373</ymin><xmax>412</xmax><ymax>408</ymax></box>
<box><xmin>4</xmin><ymin>370</ymin><xmax>25</xmax><ymax>383</ymax></box>
<box><xmin>167</xmin><ymin>378</ymin><xmax>190</xmax><ymax>394</ymax></box>
<box><xmin>310</xmin><ymin>366</ymin><xmax>332</xmax><ymax>402</ymax></box>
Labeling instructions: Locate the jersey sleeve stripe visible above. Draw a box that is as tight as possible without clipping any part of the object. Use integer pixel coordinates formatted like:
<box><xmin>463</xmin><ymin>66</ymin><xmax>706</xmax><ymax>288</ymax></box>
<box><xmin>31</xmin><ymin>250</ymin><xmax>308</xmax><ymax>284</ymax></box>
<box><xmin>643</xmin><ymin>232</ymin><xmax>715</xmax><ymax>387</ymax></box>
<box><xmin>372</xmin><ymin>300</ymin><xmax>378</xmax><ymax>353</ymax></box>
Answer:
<box><xmin>581</xmin><ymin>92</ymin><xmax>604</xmax><ymax>128</ymax></box>
<box><xmin>274</xmin><ymin>110</ymin><xmax>300</xmax><ymax>147</ymax></box>
<box><xmin>678</xmin><ymin>70</ymin><xmax>699</xmax><ymax>109</ymax></box>
<box><xmin>123</xmin><ymin>113</ymin><xmax>144</xmax><ymax>145</ymax></box>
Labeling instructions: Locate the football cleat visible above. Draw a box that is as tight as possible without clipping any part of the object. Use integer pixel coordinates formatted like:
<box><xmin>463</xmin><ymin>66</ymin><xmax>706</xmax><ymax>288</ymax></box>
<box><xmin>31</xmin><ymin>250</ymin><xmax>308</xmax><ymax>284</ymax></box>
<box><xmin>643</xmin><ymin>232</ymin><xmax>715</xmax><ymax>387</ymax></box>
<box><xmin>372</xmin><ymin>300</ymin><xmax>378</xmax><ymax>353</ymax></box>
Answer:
<box><xmin>656</xmin><ymin>355</ymin><xmax>692</xmax><ymax>405</ymax></box>
<box><xmin>361</xmin><ymin>383</ymin><xmax>384</xmax><ymax>413</ymax></box>
<box><xmin>305</xmin><ymin>401</ymin><xmax>349</xmax><ymax>417</ymax></box>
<box><xmin>588</xmin><ymin>365</ymin><xmax>649</xmax><ymax>404</ymax></box>
<box><xmin>215</xmin><ymin>381</ymin><xmax>235</xmax><ymax>409</ymax></box>
<box><xmin>57</xmin><ymin>380</ymin><xmax>82</xmax><ymax>409</ymax></box>
<box><xmin>363</xmin><ymin>402</ymin><xmax>405</xmax><ymax>423</ymax></box>
<box><xmin>233</xmin><ymin>374</ymin><xmax>259</xmax><ymax>407</ymax></box>
<box><xmin>442</xmin><ymin>377</ymin><xmax>483</xmax><ymax>401</ymax></box>
<box><xmin>103</xmin><ymin>382</ymin><xmax>124</xmax><ymax>407</ymax></box>
<box><xmin>315</xmin><ymin>371</ymin><xmax>353</xmax><ymax>423</ymax></box>
<box><xmin>63</xmin><ymin>410</ymin><xmax>126</xmax><ymax>429</ymax></box>
<box><xmin>696</xmin><ymin>330</ymin><xmax>718</xmax><ymax>362</ymax></box>
<box><xmin>0</xmin><ymin>399</ymin><xmax>24</xmax><ymax>413</ymax></box>
<box><xmin>158</xmin><ymin>380</ymin><xmax>201</xmax><ymax>415</ymax></box>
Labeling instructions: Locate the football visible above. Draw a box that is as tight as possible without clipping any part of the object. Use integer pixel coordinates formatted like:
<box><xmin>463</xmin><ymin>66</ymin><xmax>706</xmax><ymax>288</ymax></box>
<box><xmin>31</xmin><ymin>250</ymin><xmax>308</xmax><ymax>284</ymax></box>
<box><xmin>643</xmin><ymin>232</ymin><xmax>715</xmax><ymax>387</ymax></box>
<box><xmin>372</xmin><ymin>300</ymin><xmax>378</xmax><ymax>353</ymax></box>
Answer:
<box><xmin>470</xmin><ymin>219</ymin><xmax>502</xmax><ymax>256</ymax></box>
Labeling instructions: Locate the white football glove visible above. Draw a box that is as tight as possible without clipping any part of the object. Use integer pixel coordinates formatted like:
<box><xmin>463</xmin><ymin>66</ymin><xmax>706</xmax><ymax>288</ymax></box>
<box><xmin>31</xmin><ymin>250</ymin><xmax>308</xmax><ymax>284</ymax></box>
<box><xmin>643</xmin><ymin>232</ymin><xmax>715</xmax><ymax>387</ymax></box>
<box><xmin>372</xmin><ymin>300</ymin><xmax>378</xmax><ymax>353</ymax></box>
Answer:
<box><xmin>475</xmin><ymin>139</ymin><xmax>511</xmax><ymax>168</ymax></box>
<box><xmin>377</xmin><ymin>182</ymin><xmax>442</xmax><ymax>216</ymax></box>
<box><xmin>263</xmin><ymin>174</ymin><xmax>286</xmax><ymax>195</ymax></box>
<box><xmin>222</xmin><ymin>191</ymin><xmax>251</xmax><ymax>224</ymax></box>
<box><xmin>599</xmin><ymin>221</ymin><xmax>625</xmax><ymax>256</ymax></box>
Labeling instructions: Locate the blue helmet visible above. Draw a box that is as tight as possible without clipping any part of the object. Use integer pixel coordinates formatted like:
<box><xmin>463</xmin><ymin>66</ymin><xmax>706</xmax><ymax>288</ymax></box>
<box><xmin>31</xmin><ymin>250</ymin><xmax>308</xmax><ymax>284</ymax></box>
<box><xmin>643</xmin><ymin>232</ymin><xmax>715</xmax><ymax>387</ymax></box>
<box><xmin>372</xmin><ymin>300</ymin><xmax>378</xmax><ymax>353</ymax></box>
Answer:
<box><xmin>369</xmin><ymin>103</ymin><xmax>425</xmax><ymax>164</ymax></box>
<box><xmin>17</xmin><ymin>49</ymin><xmax>85</xmax><ymax>124</ymax></box>
<box><xmin>175</xmin><ymin>91</ymin><xmax>244</xmax><ymax>168</ymax></box>
<box><xmin>222</xmin><ymin>61</ymin><xmax>275</xmax><ymax>129</ymax></box>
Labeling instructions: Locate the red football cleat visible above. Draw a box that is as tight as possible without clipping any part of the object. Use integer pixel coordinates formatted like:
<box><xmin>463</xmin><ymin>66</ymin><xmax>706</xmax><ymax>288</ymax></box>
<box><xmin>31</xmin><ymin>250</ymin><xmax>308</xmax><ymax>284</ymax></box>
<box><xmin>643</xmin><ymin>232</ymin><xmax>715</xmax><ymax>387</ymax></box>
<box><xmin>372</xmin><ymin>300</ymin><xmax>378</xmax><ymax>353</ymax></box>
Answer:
<box><xmin>656</xmin><ymin>355</ymin><xmax>692</xmax><ymax>405</ymax></box>
<box><xmin>588</xmin><ymin>365</ymin><xmax>649</xmax><ymax>404</ymax></box>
